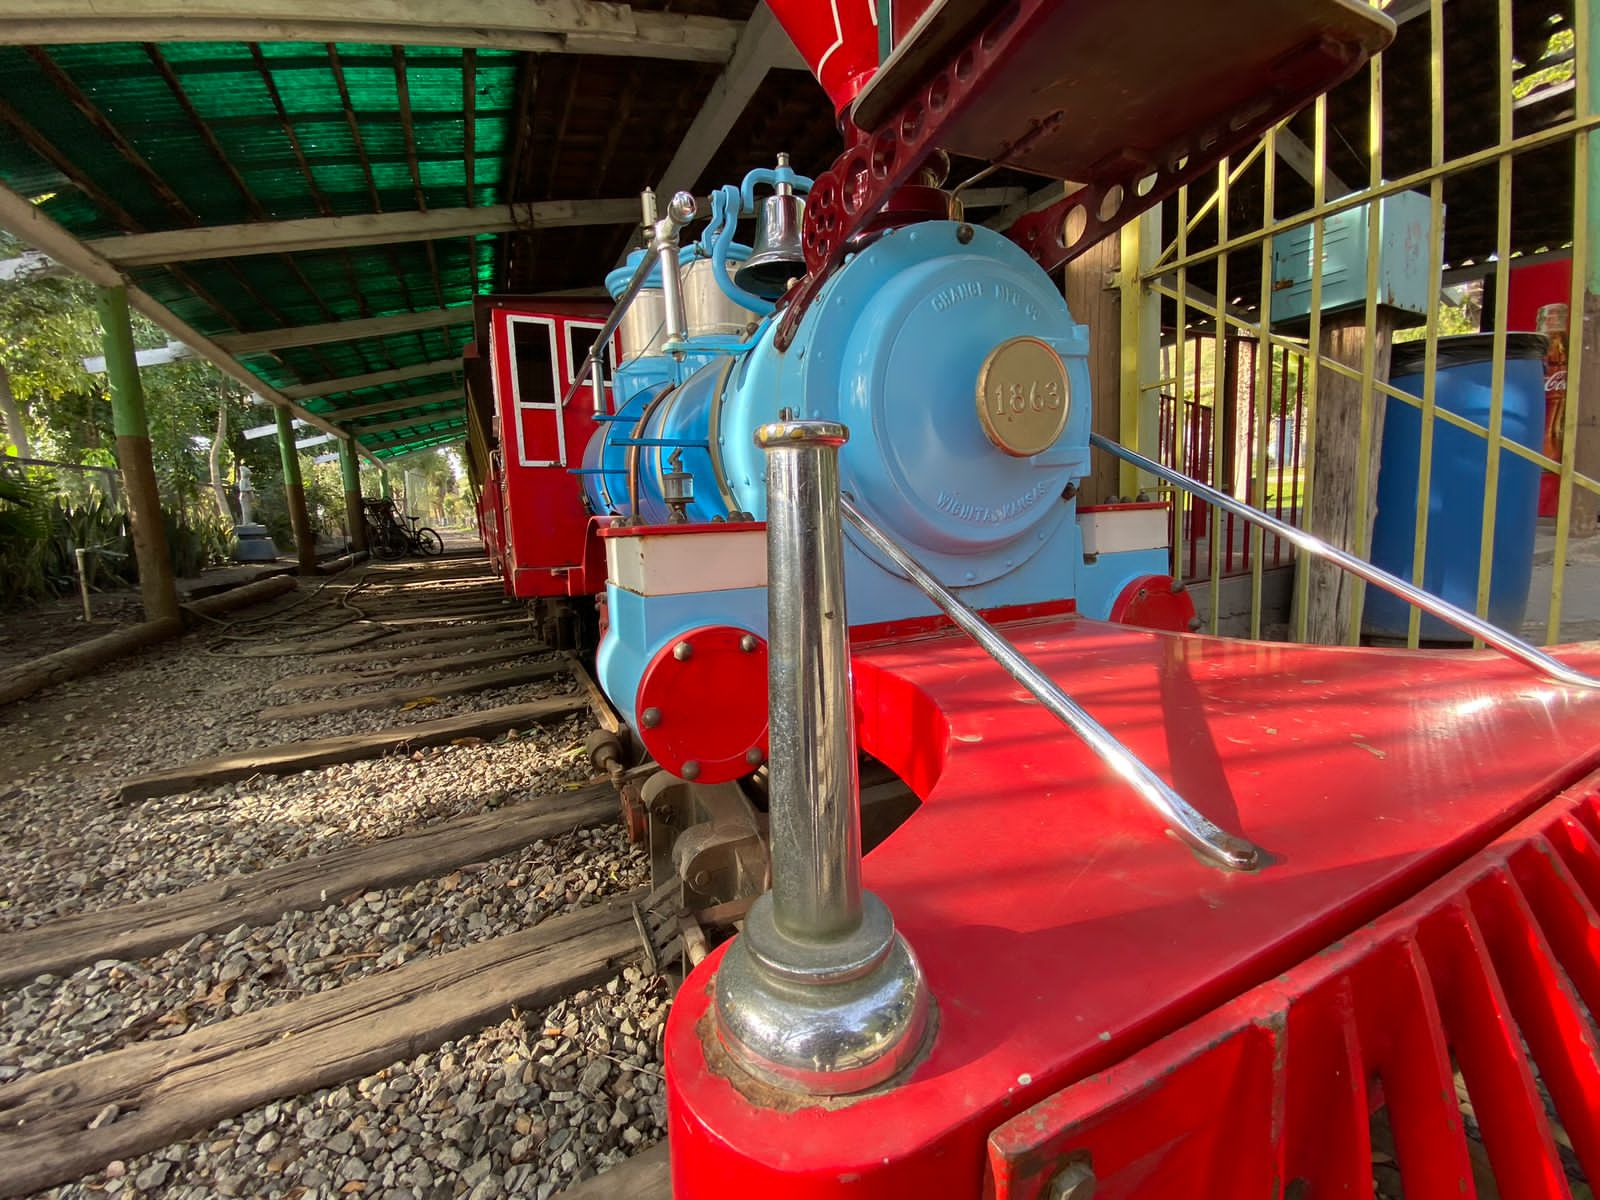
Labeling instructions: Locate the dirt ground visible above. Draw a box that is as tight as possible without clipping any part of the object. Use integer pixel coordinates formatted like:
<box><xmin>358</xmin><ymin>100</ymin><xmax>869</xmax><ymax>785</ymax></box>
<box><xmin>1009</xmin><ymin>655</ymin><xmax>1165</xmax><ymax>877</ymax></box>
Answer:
<box><xmin>0</xmin><ymin>592</ymin><xmax>145</xmax><ymax>673</ymax></box>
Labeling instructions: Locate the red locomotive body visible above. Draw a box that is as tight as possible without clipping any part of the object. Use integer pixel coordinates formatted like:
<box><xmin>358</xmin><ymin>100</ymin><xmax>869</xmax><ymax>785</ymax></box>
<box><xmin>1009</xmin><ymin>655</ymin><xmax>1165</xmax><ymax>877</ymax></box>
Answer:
<box><xmin>666</xmin><ymin>620</ymin><xmax>1600</xmax><ymax>1196</ymax></box>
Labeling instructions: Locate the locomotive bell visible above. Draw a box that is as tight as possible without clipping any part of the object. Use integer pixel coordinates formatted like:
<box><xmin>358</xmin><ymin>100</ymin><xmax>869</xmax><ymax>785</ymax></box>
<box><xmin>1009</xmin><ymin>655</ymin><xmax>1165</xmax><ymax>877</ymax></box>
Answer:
<box><xmin>734</xmin><ymin>191</ymin><xmax>806</xmax><ymax>299</ymax></box>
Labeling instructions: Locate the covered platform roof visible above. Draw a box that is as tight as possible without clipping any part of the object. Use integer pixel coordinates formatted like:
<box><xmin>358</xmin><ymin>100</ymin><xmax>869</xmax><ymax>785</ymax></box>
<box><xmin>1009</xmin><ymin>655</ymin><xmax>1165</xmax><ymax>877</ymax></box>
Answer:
<box><xmin>0</xmin><ymin>1</ymin><xmax>843</xmax><ymax>460</ymax></box>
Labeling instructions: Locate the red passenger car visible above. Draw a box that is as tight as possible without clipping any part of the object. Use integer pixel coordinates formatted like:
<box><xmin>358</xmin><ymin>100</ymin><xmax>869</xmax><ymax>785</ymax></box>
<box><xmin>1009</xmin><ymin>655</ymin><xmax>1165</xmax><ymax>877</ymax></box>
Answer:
<box><xmin>464</xmin><ymin>297</ymin><xmax>615</xmax><ymax>630</ymax></box>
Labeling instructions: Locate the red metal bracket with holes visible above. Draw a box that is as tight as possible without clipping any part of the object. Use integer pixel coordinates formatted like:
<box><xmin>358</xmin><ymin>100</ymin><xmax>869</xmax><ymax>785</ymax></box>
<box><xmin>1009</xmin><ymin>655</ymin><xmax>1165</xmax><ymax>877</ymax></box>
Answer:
<box><xmin>768</xmin><ymin>0</ymin><xmax>1390</xmax><ymax>349</ymax></box>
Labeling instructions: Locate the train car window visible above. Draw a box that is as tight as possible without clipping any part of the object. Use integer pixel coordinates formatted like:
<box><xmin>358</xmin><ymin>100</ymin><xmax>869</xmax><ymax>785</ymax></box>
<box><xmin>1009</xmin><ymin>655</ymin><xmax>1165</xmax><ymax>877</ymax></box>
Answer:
<box><xmin>566</xmin><ymin>321</ymin><xmax>611</xmax><ymax>413</ymax></box>
<box><xmin>505</xmin><ymin>316</ymin><xmax>564</xmax><ymax>467</ymax></box>
<box><xmin>512</xmin><ymin>320</ymin><xmax>557</xmax><ymax>407</ymax></box>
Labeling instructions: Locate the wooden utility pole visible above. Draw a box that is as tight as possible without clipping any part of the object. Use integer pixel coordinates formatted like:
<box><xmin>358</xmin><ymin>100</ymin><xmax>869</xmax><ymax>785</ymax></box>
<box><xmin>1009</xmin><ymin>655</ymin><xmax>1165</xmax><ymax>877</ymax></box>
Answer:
<box><xmin>339</xmin><ymin>438</ymin><xmax>367</xmax><ymax>554</ymax></box>
<box><xmin>94</xmin><ymin>284</ymin><xmax>180</xmax><ymax>623</ymax></box>
<box><xmin>1575</xmin><ymin>3</ymin><xmax>1600</xmax><ymax>538</ymax></box>
<box><xmin>276</xmin><ymin>406</ymin><xmax>318</xmax><ymax>574</ymax></box>
<box><xmin>1063</xmin><ymin>235</ymin><xmax>1121</xmax><ymax>505</ymax></box>
<box><xmin>1579</xmin><ymin>292</ymin><xmax>1600</xmax><ymax>537</ymax></box>
<box><xmin>1296</xmin><ymin>311</ymin><xmax>1398</xmax><ymax>642</ymax></box>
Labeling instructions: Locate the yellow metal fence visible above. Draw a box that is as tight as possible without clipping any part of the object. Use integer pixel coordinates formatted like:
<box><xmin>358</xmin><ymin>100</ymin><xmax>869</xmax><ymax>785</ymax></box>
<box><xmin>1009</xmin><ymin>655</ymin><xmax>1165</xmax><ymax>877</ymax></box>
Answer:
<box><xmin>1119</xmin><ymin>0</ymin><xmax>1600</xmax><ymax>648</ymax></box>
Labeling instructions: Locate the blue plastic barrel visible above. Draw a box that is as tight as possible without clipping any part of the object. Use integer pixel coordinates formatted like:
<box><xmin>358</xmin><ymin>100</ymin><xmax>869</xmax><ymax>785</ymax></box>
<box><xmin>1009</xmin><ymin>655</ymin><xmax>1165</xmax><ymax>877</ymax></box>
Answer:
<box><xmin>1364</xmin><ymin>332</ymin><xmax>1547</xmax><ymax>641</ymax></box>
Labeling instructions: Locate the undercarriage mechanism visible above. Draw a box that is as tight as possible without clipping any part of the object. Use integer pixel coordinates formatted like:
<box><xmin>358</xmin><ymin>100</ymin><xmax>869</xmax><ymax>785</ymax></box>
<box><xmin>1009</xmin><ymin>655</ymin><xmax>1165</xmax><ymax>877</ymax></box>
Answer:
<box><xmin>588</xmin><ymin>729</ymin><xmax>922</xmax><ymax>976</ymax></box>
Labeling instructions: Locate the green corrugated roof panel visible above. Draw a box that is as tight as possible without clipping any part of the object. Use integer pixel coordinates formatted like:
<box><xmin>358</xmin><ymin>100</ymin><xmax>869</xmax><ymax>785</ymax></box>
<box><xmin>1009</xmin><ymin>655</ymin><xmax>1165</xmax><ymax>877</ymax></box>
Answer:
<box><xmin>0</xmin><ymin>42</ymin><xmax>520</xmax><ymax>232</ymax></box>
<box><xmin>373</xmin><ymin>429</ymin><xmax>466</xmax><ymax>459</ymax></box>
<box><xmin>0</xmin><ymin>38</ymin><xmax>536</xmax><ymax>454</ymax></box>
<box><xmin>258</xmin><ymin>323</ymin><xmax>476</xmax><ymax>390</ymax></box>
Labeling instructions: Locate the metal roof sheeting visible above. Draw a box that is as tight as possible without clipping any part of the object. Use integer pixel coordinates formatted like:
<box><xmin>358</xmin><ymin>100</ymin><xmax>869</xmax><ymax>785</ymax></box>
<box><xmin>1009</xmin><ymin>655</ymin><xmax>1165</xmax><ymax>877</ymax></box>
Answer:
<box><xmin>0</xmin><ymin>21</ymin><xmax>836</xmax><ymax>456</ymax></box>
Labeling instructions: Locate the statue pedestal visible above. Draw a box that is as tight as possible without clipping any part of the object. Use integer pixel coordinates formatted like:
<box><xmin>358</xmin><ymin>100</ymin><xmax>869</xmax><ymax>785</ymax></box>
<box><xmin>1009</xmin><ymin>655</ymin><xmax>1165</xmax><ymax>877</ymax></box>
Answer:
<box><xmin>233</xmin><ymin>523</ymin><xmax>280</xmax><ymax>563</ymax></box>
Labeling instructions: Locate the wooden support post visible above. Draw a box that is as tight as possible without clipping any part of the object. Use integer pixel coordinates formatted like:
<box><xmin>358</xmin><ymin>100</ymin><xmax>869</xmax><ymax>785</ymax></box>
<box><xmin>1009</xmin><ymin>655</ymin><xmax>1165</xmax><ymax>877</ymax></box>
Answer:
<box><xmin>1296</xmin><ymin>311</ymin><xmax>1398</xmax><ymax>643</ymax></box>
<box><xmin>1578</xmin><ymin>292</ymin><xmax>1600</xmax><ymax>537</ymax></box>
<box><xmin>378</xmin><ymin>467</ymin><xmax>392</xmax><ymax>499</ymax></box>
<box><xmin>94</xmin><ymin>284</ymin><xmax>180</xmax><ymax>624</ymax></box>
<box><xmin>1115</xmin><ymin>210</ymin><xmax>1164</xmax><ymax>498</ymax></box>
<box><xmin>1064</xmin><ymin>235</ymin><xmax>1121</xmax><ymax>506</ymax></box>
<box><xmin>275</xmin><ymin>405</ymin><xmax>317</xmax><ymax>574</ymax></box>
<box><xmin>339</xmin><ymin>437</ymin><xmax>366</xmax><ymax>554</ymax></box>
<box><xmin>1217</xmin><ymin>333</ymin><xmax>1243</xmax><ymax>501</ymax></box>
<box><xmin>1576</xmin><ymin>11</ymin><xmax>1600</xmax><ymax>538</ymax></box>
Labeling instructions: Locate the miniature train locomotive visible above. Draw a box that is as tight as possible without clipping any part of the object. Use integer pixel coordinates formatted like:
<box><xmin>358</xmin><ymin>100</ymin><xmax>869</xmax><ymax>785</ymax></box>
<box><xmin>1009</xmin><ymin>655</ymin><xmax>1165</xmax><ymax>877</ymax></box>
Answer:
<box><xmin>462</xmin><ymin>1</ymin><xmax>1600</xmax><ymax>1195</ymax></box>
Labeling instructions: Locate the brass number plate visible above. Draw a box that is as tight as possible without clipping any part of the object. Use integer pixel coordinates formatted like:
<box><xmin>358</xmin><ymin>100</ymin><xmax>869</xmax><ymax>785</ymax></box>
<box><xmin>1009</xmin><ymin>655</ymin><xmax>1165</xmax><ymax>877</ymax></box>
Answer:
<box><xmin>975</xmin><ymin>336</ymin><xmax>1070</xmax><ymax>458</ymax></box>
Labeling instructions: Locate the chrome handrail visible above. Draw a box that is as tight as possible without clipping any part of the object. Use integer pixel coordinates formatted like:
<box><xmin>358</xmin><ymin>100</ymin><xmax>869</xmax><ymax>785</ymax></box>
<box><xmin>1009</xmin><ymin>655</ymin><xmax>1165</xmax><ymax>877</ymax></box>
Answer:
<box><xmin>1092</xmin><ymin>434</ymin><xmax>1600</xmax><ymax>691</ymax></box>
<box><xmin>560</xmin><ymin>190</ymin><xmax>698</xmax><ymax>415</ymax></box>
<box><xmin>840</xmin><ymin>496</ymin><xmax>1262</xmax><ymax>872</ymax></box>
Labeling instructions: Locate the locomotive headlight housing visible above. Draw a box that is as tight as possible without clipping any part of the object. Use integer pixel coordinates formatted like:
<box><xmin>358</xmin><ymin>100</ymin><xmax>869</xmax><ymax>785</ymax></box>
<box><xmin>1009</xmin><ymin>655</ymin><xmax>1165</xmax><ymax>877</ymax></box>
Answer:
<box><xmin>975</xmin><ymin>335</ymin><xmax>1071</xmax><ymax>458</ymax></box>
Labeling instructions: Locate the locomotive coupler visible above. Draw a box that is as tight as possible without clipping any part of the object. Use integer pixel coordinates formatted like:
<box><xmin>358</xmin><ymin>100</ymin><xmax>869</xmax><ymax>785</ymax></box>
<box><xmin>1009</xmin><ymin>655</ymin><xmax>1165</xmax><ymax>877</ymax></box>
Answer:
<box><xmin>710</xmin><ymin>418</ymin><xmax>931</xmax><ymax>1096</ymax></box>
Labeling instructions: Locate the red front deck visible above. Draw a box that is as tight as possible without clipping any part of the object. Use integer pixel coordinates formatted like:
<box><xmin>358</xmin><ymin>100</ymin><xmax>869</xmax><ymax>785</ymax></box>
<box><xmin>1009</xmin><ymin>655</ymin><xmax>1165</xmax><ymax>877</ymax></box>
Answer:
<box><xmin>666</xmin><ymin>617</ymin><xmax>1600</xmax><ymax>1197</ymax></box>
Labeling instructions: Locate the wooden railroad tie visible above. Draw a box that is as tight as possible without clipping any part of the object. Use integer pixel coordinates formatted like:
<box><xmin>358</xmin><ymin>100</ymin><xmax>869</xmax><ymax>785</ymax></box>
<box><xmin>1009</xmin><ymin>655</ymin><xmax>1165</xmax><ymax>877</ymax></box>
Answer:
<box><xmin>0</xmin><ymin>898</ymin><xmax>645</xmax><ymax>1199</ymax></box>
<box><xmin>0</xmin><ymin>783</ymin><xmax>617</xmax><ymax>988</ymax></box>
<box><xmin>267</xmin><ymin>643</ymin><xmax>544</xmax><ymax>694</ymax></box>
<box><xmin>117</xmin><ymin>696</ymin><xmax>587</xmax><ymax>802</ymax></box>
<box><xmin>555</xmin><ymin>1140</ymin><xmax>671</xmax><ymax>1199</ymax></box>
<box><xmin>257</xmin><ymin>658</ymin><xmax>570</xmax><ymax>722</ymax></box>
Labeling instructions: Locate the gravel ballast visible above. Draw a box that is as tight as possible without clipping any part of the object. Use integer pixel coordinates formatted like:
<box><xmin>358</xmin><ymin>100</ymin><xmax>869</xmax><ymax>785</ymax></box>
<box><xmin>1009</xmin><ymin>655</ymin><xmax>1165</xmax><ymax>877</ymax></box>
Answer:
<box><xmin>0</xmin><ymin>717</ymin><xmax>597</xmax><ymax>933</ymax></box>
<box><xmin>4</xmin><ymin>559</ymin><xmax>675</xmax><ymax>1198</ymax></box>
<box><xmin>0</xmin><ymin>825</ymin><xmax>646</xmax><ymax>1083</ymax></box>
<box><xmin>33</xmin><ymin>965</ymin><xmax>671</xmax><ymax>1200</ymax></box>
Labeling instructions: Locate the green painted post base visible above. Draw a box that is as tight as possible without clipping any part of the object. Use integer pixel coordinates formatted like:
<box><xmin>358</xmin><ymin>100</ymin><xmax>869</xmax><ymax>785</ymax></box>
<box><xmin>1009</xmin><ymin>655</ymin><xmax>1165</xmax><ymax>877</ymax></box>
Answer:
<box><xmin>276</xmin><ymin>407</ymin><xmax>318</xmax><ymax>574</ymax></box>
<box><xmin>339</xmin><ymin>439</ymin><xmax>367</xmax><ymax>554</ymax></box>
<box><xmin>95</xmin><ymin>285</ymin><xmax>180</xmax><ymax>624</ymax></box>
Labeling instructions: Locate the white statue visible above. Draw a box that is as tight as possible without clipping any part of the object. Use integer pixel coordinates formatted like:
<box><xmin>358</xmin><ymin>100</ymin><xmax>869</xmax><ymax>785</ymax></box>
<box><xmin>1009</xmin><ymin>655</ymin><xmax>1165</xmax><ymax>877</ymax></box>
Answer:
<box><xmin>237</xmin><ymin>463</ymin><xmax>255</xmax><ymax>527</ymax></box>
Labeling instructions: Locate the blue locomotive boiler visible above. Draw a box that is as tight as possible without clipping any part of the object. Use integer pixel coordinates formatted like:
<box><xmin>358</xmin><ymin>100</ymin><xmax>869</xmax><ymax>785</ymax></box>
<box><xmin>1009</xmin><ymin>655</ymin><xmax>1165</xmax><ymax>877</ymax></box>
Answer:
<box><xmin>578</xmin><ymin>160</ymin><xmax>1181</xmax><ymax>784</ymax></box>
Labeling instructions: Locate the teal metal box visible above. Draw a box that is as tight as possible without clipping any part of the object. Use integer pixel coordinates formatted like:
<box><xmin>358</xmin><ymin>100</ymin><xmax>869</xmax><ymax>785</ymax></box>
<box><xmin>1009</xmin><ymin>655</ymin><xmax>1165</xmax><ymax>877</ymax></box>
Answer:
<box><xmin>1270</xmin><ymin>190</ymin><xmax>1436</xmax><ymax>328</ymax></box>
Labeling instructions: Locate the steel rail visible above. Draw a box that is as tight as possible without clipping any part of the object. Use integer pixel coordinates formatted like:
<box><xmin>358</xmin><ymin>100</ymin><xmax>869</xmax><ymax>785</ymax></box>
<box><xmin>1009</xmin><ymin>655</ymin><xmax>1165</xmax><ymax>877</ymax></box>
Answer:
<box><xmin>839</xmin><ymin>497</ymin><xmax>1262</xmax><ymax>872</ymax></box>
<box><xmin>1091</xmin><ymin>435</ymin><xmax>1600</xmax><ymax>690</ymax></box>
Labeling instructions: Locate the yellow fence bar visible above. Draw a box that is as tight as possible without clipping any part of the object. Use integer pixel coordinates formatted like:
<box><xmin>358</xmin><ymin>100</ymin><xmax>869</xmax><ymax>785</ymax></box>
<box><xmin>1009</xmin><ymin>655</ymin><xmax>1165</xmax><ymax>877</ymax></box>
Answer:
<box><xmin>1346</xmin><ymin>56</ymin><xmax>1386</xmax><ymax>645</ymax></box>
<box><xmin>1171</xmin><ymin>185</ymin><xmax>1191</xmax><ymax>583</ymax></box>
<box><xmin>1472</xmin><ymin>0</ymin><xmax>1517</xmax><ymax>646</ymax></box>
<box><xmin>1249</xmin><ymin>129</ymin><xmax>1277</xmax><ymax>639</ymax></box>
<box><xmin>1144</xmin><ymin>279</ymin><xmax>1600</xmax><ymax>496</ymax></box>
<box><xmin>1207</xmin><ymin>158</ymin><xmax>1232</xmax><ymax>635</ymax></box>
<box><xmin>1548</xmin><ymin>0</ymin><xmax>1595</xmax><ymax>644</ymax></box>
<box><xmin>1293</xmin><ymin>97</ymin><xmax>1331</xmax><ymax>643</ymax></box>
<box><xmin>1118</xmin><ymin>218</ymin><xmax>1143</xmax><ymax>499</ymax></box>
<box><xmin>1406</xmin><ymin>0</ymin><xmax>1448</xmax><ymax>649</ymax></box>
<box><xmin>1156</xmin><ymin>114</ymin><xmax>1600</xmax><ymax>278</ymax></box>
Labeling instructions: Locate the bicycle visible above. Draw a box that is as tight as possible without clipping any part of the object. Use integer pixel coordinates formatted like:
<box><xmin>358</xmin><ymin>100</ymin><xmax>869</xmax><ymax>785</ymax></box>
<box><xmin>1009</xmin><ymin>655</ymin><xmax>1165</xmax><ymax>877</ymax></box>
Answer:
<box><xmin>363</xmin><ymin>499</ymin><xmax>442</xmax><ymax>559</ymax></box>
<box><xmin>400</xmin><ymin>512</ymin><xmax>445</xmax><ymax>557</ymax></box>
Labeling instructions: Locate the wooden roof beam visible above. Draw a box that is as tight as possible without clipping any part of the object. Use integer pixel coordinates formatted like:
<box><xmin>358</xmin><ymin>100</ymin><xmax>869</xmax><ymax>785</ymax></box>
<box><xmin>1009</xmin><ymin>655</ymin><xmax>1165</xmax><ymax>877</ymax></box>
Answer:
<box><xmin>89</xmin><ymin>199</ymin><xmax>645</xmax><ymax>267</ymax></box>
<box><xmin>216</xmin><ymin>305</ymin><xmax>472</xmax><ymax>355</ymax></box>
<box><xmin>322</xmin><ymin>389</ymin><xmax>460</xmax><ymax>422</ymax></box>
<box><xmin>287</xmin><ymin>358</ymin><xmax>461</xmax><ymax>401</ymax></box>
<box><xmin>0</xmin><ymin>179</ymin><xmax>372</xmax><ymax>458</ymax></box>
<box><xmin>347</xmin><ymin>405</ymin><xmax>466</xmax><ymax>437</ymax></box>
<box><xmin>1383</xmin><ymin>0</ymin><xmax>1450</xmax><ymax>26</ymax></box>
<box><xmin>0</xmin><ymin>1</ymin><xmax>741</xmax><ymax>61</ymax></box>
<box><xmin>379</xmin><ymin>438</ymin><xmax>466</xmax><ymax>462</ymax></box>
<box><xmin>643</xmin><ymin>3</ymin><xmax>801</xmax><ymax>255</ymax></box>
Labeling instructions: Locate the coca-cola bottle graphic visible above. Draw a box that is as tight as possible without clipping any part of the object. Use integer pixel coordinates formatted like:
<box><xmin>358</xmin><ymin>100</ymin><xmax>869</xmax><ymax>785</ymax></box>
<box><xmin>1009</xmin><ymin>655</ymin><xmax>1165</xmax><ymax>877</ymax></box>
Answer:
<box><xmin>1537</xmin><ymin>302</ymin><xmax>1568</xmax><ymax>516</ymax></box>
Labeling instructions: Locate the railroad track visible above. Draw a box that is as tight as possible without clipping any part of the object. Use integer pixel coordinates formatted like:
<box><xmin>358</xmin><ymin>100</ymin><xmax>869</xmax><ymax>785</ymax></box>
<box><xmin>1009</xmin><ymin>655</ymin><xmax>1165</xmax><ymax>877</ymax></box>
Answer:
<box><xmin>0</xmin><ymin>551</ymin><xmax>678</xmax><ymax>1197</ymax></box>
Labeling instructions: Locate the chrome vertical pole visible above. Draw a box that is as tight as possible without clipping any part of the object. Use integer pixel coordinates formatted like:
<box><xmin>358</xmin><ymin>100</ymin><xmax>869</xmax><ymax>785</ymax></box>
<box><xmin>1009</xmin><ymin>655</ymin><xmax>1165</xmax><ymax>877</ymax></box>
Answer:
<box><xmin>713</xmin><ymin>418</ymin><xmax>930</xmax><ymax>1096</ymax></box>
<box><xmin>765</xmin><ymin>419</ymin><xmax>862</xmax><ymax>938</ymax></box>
<box><xmin>653</xmin><ymin>190</ymin><xmax>696</xmax><ymax>352</ymax></box>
